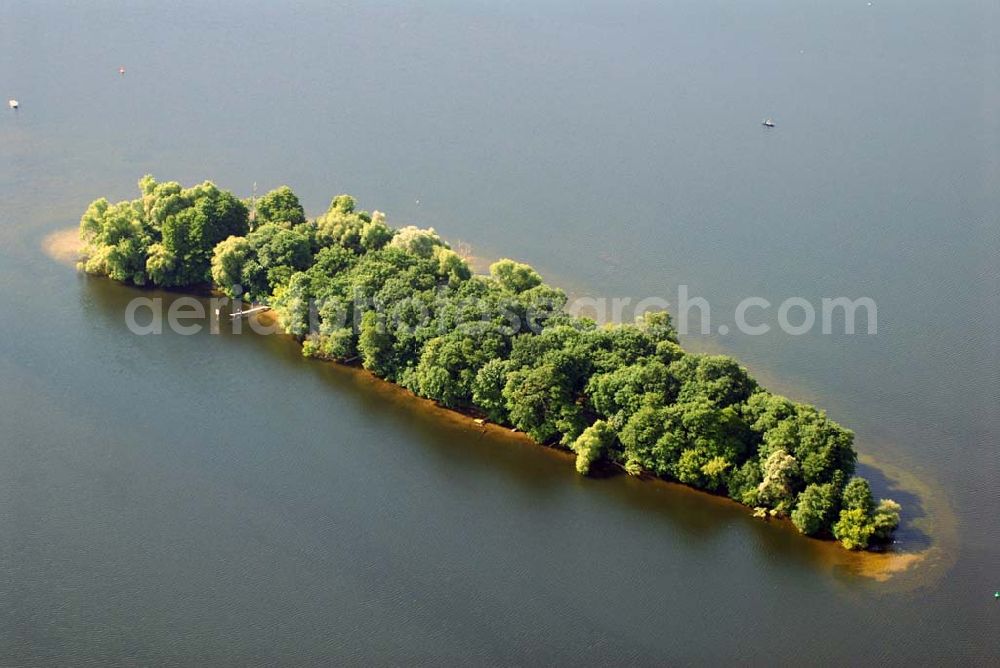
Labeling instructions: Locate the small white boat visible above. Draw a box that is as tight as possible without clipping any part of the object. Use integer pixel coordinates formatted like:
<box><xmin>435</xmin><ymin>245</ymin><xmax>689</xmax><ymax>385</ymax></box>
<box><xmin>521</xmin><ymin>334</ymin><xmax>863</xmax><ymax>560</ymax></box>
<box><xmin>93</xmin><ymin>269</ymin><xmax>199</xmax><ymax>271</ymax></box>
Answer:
<box><xmin>762</xmin><ymin>118</ymin><xmax>775</xmax><ymax>128</ymax></box>
<box><xmin>8</xmin><ymin>99</ymin><xmax>18</xmax><ymax>110</ymax></box>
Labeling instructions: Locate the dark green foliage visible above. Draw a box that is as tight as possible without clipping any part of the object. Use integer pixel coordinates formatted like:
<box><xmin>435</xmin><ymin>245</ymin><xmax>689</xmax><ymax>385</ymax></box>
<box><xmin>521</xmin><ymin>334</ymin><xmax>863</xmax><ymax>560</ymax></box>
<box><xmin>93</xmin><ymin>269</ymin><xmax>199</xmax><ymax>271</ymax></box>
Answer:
<box><xmin>409</xmin><ymin>330</ymin><xmax>508</xmax><ymax>408</ymax></box>
<box><xmin>726</xmin><ymin>460</ymin><xmax>763</xmax><ymax>506</ymax></box>
<box><xmin>832</xmin><ymin>478</ymin><xmax>900</xmax><ymax>549</ymax></box>
<box><xmin>791</xmin><ymin>482</ymin><xmax>841</xmax><ymax>536</ymax></box>
<box><xmin>504</xmin><ymin>363</ymin><xmax>586</xmax><ymax>445</ymax></box>
<box><xmin>81</xmin><ymin>178</ymin><xmax>898</xmax><ymax>551</ymax></box>
<box><xmin>358</xmin><ymin>310</ymin><xmax>394</xmax><ymax>378</ymax></box>
<box><xmin>841</xmin><ymin>477</ymin><xmax>875</xmax><ymax>514</ymax></box>
<box><xmin>211</xmin><ymin>222</ymin><xmax>313</xmax><ymax>300</ymax></box>
<box><xmin>160</xmin><ymin>189</ymin><xmax>248</xmax><ymax>285</ymax></box>
<box><xmin>672</xmin><ymin>354</ymin><xmax>757</xmax><ymax>408</ymax></box>
<box><xmin>620</xmin><ymin>405</ymin><xmax>682</xmax><ymax>477</ymax></box>
<box><xmin>586</xmin><ymin>358</ymin><xmax>678</xmax><ymax>429</ymax></box>
<box><xmin>472</xmin><ymin>359</ymin><xmax>512</xmax><ymax>423</ymax></box>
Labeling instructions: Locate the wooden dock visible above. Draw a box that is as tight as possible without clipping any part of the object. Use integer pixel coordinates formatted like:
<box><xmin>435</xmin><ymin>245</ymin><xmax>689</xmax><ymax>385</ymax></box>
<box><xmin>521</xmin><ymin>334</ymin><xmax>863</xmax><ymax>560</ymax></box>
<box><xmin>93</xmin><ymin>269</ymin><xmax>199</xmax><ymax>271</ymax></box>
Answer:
<box><xmin>227</xmin><ymin>305</ymin><xmax>271</xmax><ymax>319</ymax></box>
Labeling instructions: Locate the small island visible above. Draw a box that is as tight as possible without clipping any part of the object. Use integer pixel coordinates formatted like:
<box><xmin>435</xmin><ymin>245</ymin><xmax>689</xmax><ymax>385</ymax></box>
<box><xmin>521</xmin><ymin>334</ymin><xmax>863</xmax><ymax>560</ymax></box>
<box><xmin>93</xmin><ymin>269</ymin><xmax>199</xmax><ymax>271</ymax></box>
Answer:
<box><xmin>78</xmin><ymin>176</ymin><xmax>900</xmax><ymax>550</ymax></box>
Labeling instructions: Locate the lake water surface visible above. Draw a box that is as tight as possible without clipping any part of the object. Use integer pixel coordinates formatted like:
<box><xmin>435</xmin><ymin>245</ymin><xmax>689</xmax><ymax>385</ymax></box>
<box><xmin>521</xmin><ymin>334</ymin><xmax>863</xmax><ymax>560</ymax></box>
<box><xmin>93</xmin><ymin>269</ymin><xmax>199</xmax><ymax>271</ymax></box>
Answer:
<box><xmin>1</xmin><ymin>0</ymin><xmax>998</xmax><ymax>663</ymax></box>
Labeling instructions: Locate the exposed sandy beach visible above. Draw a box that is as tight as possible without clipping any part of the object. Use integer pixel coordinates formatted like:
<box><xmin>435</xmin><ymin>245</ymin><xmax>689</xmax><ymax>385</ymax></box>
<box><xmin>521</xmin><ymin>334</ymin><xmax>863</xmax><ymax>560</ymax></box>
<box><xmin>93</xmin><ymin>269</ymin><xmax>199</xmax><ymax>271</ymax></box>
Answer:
<box><xmin>41</xmin><ymin>227</ymin><xmax>82</xmax><ymax>266</ymax></box>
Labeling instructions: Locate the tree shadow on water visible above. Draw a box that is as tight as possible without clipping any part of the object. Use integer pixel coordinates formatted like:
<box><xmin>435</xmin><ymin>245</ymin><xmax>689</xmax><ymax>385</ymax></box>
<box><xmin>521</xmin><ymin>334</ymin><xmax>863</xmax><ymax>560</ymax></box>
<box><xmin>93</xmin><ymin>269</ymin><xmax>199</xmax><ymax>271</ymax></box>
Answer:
<box><xmin>856</xmin><ymin>461</ymin><xmax>932</xmax><ymax>552</ymax></box>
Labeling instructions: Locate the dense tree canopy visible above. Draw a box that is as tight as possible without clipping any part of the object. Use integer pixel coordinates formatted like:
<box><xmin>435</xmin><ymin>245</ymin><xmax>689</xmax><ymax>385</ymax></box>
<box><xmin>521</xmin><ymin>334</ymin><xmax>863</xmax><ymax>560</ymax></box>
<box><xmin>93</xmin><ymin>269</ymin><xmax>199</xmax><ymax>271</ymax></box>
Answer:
<box><xmin>254</xmin><ymin>185</ymin><xmax>306</xmax><ymax>228</ymax></box>
<box><xmin>80</xmin><ymin>176</ymin><xmax>248</xmax><ymax>287</ymax></box>
<box><xmin>79</xmin><ymin>177</ymin><xmax>901</xmax><ymax>550</ymax></box>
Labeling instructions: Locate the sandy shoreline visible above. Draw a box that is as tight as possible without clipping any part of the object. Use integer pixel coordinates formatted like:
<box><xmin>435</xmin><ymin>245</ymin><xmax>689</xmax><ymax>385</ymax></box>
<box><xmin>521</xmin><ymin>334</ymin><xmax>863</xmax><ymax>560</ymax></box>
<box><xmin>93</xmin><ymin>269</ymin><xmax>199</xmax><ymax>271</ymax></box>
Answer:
<box><xmin>41</xmin><ymin>227</ymin><xmax>82</xmax><ymax>266</ymax></box>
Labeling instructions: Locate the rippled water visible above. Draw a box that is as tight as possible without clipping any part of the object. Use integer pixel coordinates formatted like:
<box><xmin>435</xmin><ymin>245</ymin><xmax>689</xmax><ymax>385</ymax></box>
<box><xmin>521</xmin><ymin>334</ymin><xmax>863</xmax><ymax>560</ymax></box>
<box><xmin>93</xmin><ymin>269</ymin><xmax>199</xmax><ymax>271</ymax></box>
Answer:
<box><xmin>1</xmin><ymin>0</ymin><xmax>998</xmax><ymax>663</ymax></box>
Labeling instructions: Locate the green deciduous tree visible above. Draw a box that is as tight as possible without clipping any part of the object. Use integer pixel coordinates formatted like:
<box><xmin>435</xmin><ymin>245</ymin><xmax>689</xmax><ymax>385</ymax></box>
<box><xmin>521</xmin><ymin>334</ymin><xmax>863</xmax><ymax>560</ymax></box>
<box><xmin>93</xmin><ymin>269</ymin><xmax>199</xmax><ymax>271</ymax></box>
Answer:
<box><xmin>158</xmin><ymin>183</ymin><xmax>249</xmax><ymax>286</ymax></box>
<box><xmin>489</xmin><ymin>258</ymin><xmax>542</xmax><ymax>294</ymax></box>
<box><xmin>841</xmin><ymin>477</ymin><xmax>874</xmax><ymax>515</ymax></box>
<box><xmin>409</xmin><ymin>330</ymin><xmax>507</xmax><ymax>408</ymax></box>
<box><xmin>472</xmin><ymin>359</ymin><xmax>512</xmax><ymax>423</ymax></box>
<box><xmin>389</xmin><ymin>226</ymin><xmax>446</xmax><ymax>259</ymax></box>
<box><xmin>672</xmin><ymin>354</ymin><xmax>758</xmax><ymax>408</ymax></box>
<box><xmin>503</xmin><ymin>363</ymin><xmax>585</xmax><ymax>445</ymax></box>
<box><xmin>78</xmin><ymin>198</ymin><xmax>151</xmax><ymax>284</ymax></box>
<box><xmin>830</xmin><ymin>479</ymin><xmax>899</xmax><ymax>549</ymax></box>
<box><xmin>255</xmin><ymin>185</ymin><xmax>306</xmax><ymax>227</ymax></box>
<box><xmin>833</xmin><ymin>508</ymin><xmax>875</xmax><ymax>550</ymax></box>
<box><xmin>80</xmin><ymin>176</ymin><xmax>248</xmax><ymax>288</ymax></box>
<box><xmin>358</xmin><ymin>310</ymin><xmax>394</xmax><ymax>378</ymax></box>
<box><xmin>361</xmin><ymin>212</ymin><xmax>395</xmax><ymax>252</ymax></box>
<box><xmin>791</xmin><ymin>482</ymin><xmax>841</xmax><ymax>536</ymax></box>
<box><xmin>586</xmin><ymin>358</ymin><xmax>677</xmax><ymax>428</ymax></box>
<box><xmin>434</xmin><ymin>247</ymin><xmax>472</xmax><ymax>286</ymax></box>
<box><xmin>757</xmin><ymin>449</ymin><xmax>802</xmax><ymax>512</ymax></box>
<box><xmin>872</xmin><ymin>499</ymin><xmax>901</xmax><ymax>541</ymax></box>
<box><xmin>211</xmin><ymin>235</ymin><xmax>254</xmax><ymax>297</ymax></box>
<box><xmin>571</xmin><ymin>421</ymin><xmax>615</xmax><ymax>475</ymax></box>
